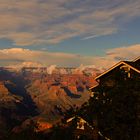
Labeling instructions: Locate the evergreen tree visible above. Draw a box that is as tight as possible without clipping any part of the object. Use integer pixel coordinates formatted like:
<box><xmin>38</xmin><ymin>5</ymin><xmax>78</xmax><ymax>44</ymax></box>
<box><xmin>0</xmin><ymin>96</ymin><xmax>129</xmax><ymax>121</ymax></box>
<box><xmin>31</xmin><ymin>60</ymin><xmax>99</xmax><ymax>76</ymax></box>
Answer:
<box><xmin>81</xmin><ymin>76</ymin><xmax>140</xmax><ymax>140</ymax></box>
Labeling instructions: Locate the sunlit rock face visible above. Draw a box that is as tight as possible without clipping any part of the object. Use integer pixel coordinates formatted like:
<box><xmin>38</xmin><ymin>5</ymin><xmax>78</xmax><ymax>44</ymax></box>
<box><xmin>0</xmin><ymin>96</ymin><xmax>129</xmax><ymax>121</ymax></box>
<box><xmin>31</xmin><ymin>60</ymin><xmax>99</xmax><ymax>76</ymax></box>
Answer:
<box><xmin>0</xmin><ymin>82</ymin><xmax>9</xmax><ymax>95</ymax></box>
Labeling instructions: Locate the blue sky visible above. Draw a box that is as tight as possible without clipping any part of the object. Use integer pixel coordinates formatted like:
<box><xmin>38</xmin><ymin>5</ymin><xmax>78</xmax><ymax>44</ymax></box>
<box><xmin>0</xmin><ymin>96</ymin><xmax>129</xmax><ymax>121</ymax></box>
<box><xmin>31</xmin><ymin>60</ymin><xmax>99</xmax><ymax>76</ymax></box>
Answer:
<box><xmin>0</xmin><ymin>0</ymin><xmax>140</xmax><ymax>67</ymax></box>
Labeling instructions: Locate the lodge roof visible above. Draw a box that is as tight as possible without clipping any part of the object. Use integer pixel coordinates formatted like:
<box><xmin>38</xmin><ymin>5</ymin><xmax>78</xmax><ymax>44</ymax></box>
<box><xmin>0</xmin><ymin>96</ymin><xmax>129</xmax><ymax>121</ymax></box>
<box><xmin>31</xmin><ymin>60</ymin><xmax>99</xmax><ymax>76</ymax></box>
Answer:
<box><xmin>66</xmin><ymin>116</ymin><xmax>87</xmax><ymax>123</ymax></box>
<box><xmin>124</xmin><ymin>61</ymin><xmax>140</xmax><ymax>71</ymax></box>
<box><xmin>133</xmin><ymin>56</ymin><xmax>140</xmax><ymax>62</ymax></box>
<box><xmin>94</xmin><ymin>57</ymin><xmax>140</xmax><ymax>80</ymax></box>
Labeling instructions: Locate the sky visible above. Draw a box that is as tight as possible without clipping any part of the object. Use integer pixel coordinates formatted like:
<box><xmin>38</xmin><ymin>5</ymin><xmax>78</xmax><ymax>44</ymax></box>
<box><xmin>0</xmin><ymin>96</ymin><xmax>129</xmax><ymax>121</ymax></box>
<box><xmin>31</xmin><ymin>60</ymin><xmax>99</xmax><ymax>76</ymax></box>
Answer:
<box><xmin>0</xmin><ymin>0</ymin><xmax>140</xmax><ymax>68</ymax></box>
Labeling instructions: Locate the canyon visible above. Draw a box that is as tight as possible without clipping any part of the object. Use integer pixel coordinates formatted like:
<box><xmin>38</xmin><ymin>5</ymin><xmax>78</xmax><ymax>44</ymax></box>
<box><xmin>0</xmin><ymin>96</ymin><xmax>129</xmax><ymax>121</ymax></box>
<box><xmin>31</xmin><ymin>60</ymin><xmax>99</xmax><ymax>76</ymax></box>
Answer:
<box><xmin>0</xmin><ymin>66</ymin><xmax>100</xmax><ymax>135</ymax></box>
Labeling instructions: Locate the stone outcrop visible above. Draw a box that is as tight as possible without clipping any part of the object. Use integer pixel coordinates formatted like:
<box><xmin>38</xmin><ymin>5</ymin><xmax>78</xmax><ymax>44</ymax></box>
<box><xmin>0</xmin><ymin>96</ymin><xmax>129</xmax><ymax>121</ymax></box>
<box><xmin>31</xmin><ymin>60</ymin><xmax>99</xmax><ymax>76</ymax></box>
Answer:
<box><xmin>0</xmin><ymin>82</ymin><xmax>9</xmax><ymax>95</ymax></box>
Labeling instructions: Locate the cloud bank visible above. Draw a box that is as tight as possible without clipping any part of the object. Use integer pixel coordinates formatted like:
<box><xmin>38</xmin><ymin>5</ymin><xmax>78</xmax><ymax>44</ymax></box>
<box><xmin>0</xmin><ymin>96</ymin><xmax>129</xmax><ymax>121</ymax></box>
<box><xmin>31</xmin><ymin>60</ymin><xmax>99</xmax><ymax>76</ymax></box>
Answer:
<box><xmin>0</xmin><ymin>44</ymin><xmax>140</xmax><ymax>68</ymax></box>
<box><xmin>0</xmin><ymin>0</ymin><xmax>140</xmax><ymax>46</ymax></box>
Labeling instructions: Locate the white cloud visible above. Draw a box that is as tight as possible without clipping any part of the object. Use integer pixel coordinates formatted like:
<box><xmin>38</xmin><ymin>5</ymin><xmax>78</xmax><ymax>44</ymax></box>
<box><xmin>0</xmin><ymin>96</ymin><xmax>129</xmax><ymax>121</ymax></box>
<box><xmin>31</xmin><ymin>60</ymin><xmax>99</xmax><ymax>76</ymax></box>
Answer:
<box><xmin>7</xmin><ymin>61</ymin><xmax>43</xmax><ymax>68</ymax></box>
<box><xmin>0</xmin><ymin>44</ymin><xmax>139</xmax><ymax>68</ymax></box>
<box><xmin>106</xmin><ymin>44</ymin><xmax>140</xmax><ymax>60</ymax></box>
<box><xmin>0</xmin><ymin>0</ymin><xmax>139</xmax><ymax>46</ymax></box>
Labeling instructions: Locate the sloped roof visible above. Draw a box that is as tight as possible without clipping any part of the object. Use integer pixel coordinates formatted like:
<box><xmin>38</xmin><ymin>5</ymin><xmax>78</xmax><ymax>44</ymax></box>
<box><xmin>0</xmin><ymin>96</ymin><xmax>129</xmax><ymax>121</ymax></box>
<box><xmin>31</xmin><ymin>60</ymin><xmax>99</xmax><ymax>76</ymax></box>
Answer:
<box><xmin>133</xmin><ymin>56</ymin><xmax>140</xmax><ymax>62</ymax></box>
<box><xmin>124</xmin><ymin>61</ymin><xmax>140</xmax><ymax>71</ymax></box>
<box><xmin>89</xmin><ymin>84</ymin><xmax>99</xmax><ymax>90</ymax></box>
<box><xmin>67</xmin><ymin>116</ymin><xmax>87</xmax><ymax>123</ymax></box>
<box><xmin>95</xmin><ymin>57</ymin><xmax>140</xmax><ymax>80</ymax></box>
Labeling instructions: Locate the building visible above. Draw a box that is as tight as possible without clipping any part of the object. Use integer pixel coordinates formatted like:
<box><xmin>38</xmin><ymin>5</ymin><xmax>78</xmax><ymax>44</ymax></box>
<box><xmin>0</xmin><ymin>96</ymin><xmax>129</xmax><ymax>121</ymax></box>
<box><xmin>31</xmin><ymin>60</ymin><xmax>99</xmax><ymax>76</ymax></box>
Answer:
<box><xmin>89</xmin><ymin>57</ymin><xmax>140</xmax><ymax>139</ymax></box>
<box><xmin>66</xmin><ymin>116</ymin><xmax>98</xmax><ymax>140</ymax></box>
<box><xmin>90</xmin><ymin>57</ymin><xmax>140</xmax><ymax>93</ymax></box>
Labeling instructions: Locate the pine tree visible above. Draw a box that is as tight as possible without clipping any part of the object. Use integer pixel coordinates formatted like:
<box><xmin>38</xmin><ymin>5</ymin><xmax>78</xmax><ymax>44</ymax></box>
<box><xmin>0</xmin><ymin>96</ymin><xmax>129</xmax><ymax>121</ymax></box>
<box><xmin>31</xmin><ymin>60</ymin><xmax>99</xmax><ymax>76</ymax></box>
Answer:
<box><xmin>84</xmin><ymin>76</ymin><xmax>140</xmax><ymax>140</ymax></box>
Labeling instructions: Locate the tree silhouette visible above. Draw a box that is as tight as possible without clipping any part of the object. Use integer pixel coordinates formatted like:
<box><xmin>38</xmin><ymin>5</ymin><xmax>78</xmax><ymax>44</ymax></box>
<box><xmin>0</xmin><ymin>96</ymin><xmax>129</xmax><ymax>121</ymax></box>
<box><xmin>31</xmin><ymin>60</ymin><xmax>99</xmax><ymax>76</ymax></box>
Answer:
<box><xmin>82</xmin><ymin>76</ymin><xmax>140</xmax><ymax>140</ymax></box>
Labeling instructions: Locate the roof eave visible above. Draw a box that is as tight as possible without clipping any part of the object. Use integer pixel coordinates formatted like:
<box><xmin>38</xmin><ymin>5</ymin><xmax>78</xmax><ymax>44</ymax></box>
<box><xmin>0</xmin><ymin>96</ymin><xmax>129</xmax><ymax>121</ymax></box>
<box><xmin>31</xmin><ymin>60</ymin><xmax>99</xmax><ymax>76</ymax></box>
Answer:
<box><xmin>95</xmin><ymin>61</ymin><xmax>140</xmax><ymax>80</ymax></box>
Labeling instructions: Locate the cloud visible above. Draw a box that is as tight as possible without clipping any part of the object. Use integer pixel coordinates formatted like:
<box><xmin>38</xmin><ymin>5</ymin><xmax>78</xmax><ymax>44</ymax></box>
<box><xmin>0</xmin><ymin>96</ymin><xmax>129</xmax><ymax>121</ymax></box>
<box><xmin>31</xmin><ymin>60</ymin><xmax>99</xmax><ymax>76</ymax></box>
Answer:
<box><xmin>0</xmin><ymin>44</ymin><xmax>140</xmax><ymax>68</ymax></box>
<box><xmin>0</xmin><ymin>0</ymin><xmax>139</xmax><ymax>46</ymax></box>
<box><xmin>8</xmin><ymin>61</ymin><xmax>43</xmax><ymax>68</ymax></box>
<box><xmin>106</xmin><ymin>44</ymin><xmax>140</xmax><ymax>60</ymax></box>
